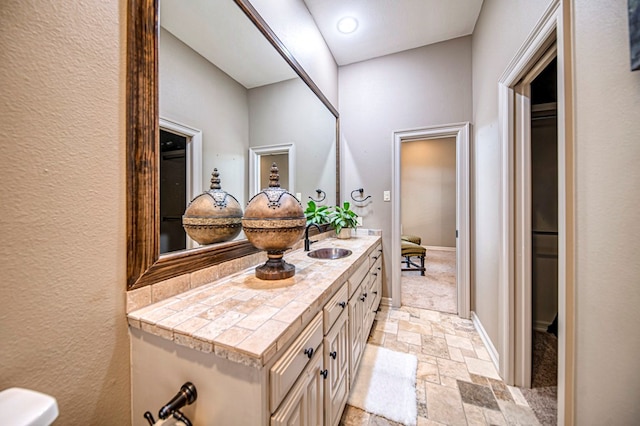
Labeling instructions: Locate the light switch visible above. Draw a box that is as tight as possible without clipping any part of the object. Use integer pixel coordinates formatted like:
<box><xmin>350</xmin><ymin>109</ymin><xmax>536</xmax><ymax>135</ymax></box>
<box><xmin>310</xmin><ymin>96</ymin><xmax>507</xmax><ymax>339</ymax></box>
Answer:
<box><xmin>356</xmin><ymin>217</ymin><xmax>363</xmax><ymax>226</ymax></box>
<box><xmin>295</xmin><ymin>193</ymin><xmax>302</xmax><ymax>201</ymax></box>
<box><xmin>383</xmin><ymin>191</ymin><xmax>391</xmax><ymax>201</ymax></box>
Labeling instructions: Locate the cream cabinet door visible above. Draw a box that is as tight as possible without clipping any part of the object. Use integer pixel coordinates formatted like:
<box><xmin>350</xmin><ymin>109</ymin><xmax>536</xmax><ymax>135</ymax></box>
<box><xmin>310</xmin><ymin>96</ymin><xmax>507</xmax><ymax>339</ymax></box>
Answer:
<box><xmin>271</xmin><ymin>343</ymin><xmax>324</xmax><ymax>426</ymax></box>
<box><xmin>324</xmin><ymin>310</ymin><xmax>349</xmax><ymax>426</ymax></box>
<box><xmin>348</xmin><ymin>285</ymin><xmax>365</xmax><ymax>383</ymax></box>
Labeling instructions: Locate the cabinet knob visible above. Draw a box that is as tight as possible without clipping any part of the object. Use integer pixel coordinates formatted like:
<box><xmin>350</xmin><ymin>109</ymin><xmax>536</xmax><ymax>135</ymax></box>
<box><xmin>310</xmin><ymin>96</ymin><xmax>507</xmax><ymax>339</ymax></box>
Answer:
<box><xmin>320</xmin><ymin>369</ymin><xmax>328</xmax><ymax>379</ymax></box>
<box><xmin>304</xmin><ymin>347</ymin><xmax>314</xmax><ymax>359</ymax></box>
<box><xmin>363</xmin><ymin>292</ymin><xmax>368</xmax><ymax>298</ymax></box>
<box><xmin>330</xmin><ymin>351</ymin><xmax>337</xmax><ymax>360</ymax></box>
<box><xmin>373</xmin><ymin>255</ymin><xmax>380</xmax><ymax>260</ymax></box>
<box><xmin>338</xmin><ymin>301</ymin><xmax>346</xmax><ymax>309</ymax></box>
<box><xmin>372</xmin><ymin>272</ymin><xmax>378</xmax><ymax>276</ymax></box>
<box><xmin>373</xmin><ymin>291</ymin><xmax>378</xmax><ymax>295</ymax></box>
<box><xmin>360</xmin><ymin>296</ymin><xmax>366</xmax><ymax>302</ymax></box>
<box><xmin>377</xmin><ymin>267</ymin><xmax>381</xmax><ymax>271</ymax></box>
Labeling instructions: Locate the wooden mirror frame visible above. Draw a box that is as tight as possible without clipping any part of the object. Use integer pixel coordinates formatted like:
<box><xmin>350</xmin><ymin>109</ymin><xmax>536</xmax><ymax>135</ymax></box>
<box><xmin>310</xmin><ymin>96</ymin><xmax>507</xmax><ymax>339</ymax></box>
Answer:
<box><xmin>127</xmin><ymin>0</ymin><xmax>340</xmax><ymax>290</ymax></box>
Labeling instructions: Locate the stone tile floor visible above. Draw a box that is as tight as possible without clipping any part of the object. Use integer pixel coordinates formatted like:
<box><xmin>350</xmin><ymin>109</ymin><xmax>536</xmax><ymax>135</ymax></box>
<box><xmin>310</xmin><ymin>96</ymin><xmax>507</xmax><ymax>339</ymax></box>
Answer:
<box><xmin>340</xmin><ymin>305</ymin><xmax>552</xmax><ymax>425</ymax></box>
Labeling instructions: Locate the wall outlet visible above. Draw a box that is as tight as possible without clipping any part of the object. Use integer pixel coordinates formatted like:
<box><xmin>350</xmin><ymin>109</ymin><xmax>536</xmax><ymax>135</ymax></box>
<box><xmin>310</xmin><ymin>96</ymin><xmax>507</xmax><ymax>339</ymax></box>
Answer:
<box><xmin>295</xmin><ymin>192</ymin><xmax>302</xmax><ymax>201</ymax></box>
<box><xmin>356</xmin><ymin>217</ymin><xmax>363</xmax><ymax>227</ymax></box>
<box><xmin>383</xmin><ymin>190</ymin><xmax>391</xmax><ymax>201</ymax></box>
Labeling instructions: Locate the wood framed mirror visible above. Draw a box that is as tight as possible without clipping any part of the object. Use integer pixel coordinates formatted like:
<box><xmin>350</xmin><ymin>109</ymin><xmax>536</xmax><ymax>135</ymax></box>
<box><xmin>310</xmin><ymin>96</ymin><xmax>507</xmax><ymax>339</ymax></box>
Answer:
<box><xmin>126</xmin><ymin>0</ymin><xmax>339</xmax><ymax>290</ymax></box>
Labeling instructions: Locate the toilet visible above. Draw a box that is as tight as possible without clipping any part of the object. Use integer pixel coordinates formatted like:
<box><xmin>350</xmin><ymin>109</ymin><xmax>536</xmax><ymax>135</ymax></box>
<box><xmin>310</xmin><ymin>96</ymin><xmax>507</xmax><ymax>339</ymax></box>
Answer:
<box><xmin>0</xmin><ymin>388</ymin><xmax>58</xmax><ymax>426</ymax></box>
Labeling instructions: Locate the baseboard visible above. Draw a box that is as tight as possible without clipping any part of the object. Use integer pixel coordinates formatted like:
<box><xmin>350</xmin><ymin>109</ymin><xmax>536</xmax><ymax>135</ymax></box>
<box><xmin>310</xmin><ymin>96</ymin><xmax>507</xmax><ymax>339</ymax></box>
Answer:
<box><xmin>424</xmin><ymin>245</ymin><xmax>456</xmax><ymax>252</ymax></box>
<box><xmin>471</xmin><ymin>311</ymin><xmax>500</xmax><ymax>373</ymax></box>
<box><xmin>534</xmin><ymin>320</ymin><xmax>552</xmax><ymax>332</ymax></box>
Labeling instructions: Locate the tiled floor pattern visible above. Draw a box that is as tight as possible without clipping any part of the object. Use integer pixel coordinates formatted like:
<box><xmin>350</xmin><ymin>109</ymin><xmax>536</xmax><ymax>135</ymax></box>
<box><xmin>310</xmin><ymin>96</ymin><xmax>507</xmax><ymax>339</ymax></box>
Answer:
<box><xmin>340</xmin><ymin>305</ymin><xmax>551</xmax><ymax>425</ymax></box>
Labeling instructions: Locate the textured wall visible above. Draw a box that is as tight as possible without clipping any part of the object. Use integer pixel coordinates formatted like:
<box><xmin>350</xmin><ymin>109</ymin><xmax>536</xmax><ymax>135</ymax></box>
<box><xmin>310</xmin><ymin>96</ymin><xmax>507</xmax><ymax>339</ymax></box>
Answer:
<box><xmin>339</xmin><ymin>37</ymin><xmax>472</xmax><ymax>298</ymax></box>
<box><xmin>0</xmin><ymin>0</ymin><xmax>130</xmax><ymax>424</ymax></box>
<box><xmin>572</xmin><ymin>0</ymin><xmax>640</xmax><ymax>421</ymax></box>
<box><xmin>470</xmin><ymin>0</ymin><xmax>554</xmax><ymax>351</ymax></box>
<box><xmin>401</xmin><ymin>138</ymin><xmax>457</xmax><ymax>248</ymax></box>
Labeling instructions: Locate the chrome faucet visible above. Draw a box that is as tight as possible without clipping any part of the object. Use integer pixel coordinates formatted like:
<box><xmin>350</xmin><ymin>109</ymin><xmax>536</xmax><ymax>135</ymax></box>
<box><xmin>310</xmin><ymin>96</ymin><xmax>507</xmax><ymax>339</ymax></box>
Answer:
<box><xmin>304</xmin><ymin>223</ymin><xmax>321</xmax><ymax>251</ymax></box>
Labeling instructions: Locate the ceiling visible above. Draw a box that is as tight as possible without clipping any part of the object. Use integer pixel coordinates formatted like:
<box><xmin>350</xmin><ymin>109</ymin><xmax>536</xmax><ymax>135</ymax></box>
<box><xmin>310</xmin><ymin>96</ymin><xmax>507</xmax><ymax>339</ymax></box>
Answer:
<box><xmin>303</xmin><ymin>0</ymin><xmax>484</xmax><ymax>66</ymax></box>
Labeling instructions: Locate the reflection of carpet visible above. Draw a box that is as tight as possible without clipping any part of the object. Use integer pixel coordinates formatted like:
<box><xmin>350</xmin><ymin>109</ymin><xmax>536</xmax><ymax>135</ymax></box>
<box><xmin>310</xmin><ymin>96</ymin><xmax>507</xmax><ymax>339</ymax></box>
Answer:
<box><xmin>348</xmin><ymin>344</ymin><xmax>418</xmax><ymax>425</ymax></box>
<box><xmin>401</xmin><ymin>249</ymin><xmax>456</xmax><ymax>314</ymax></box>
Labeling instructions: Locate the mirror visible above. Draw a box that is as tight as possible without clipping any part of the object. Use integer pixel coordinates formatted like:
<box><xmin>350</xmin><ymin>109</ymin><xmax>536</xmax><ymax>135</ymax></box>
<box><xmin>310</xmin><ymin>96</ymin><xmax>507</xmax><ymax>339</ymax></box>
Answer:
<box><xmin>127</xmin><ymin>0</ymin><xmax>339</xmax><ymax>289</ymax></box>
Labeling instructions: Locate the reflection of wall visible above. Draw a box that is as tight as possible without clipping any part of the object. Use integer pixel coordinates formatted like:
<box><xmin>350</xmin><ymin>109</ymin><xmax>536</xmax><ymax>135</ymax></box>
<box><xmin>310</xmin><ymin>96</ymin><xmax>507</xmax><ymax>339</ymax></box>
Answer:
<box><xmin>401</xmin><ymin>138</ymin><xmax>456</xmax><ymax>247</ymax></box>
<box><xmin>249</xmin><ymin>78</ymin><xmax>336</xmax><ymax>206</ymax></box>
<box><xmin>160</xmin><ymin>28</ymin><xmax>248</xmax><ymax>204</ymax></box>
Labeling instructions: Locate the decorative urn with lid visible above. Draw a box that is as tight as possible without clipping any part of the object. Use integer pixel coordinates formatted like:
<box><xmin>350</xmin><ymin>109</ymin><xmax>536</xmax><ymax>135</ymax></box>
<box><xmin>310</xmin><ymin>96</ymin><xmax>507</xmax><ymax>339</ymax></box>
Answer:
<box><xmin>182</xmin><ymin>169</ymin><xmax>243</xmax><ymax>245</ymax></box>
<box><xmin>242</xmin><ymin>163</ymin><xmax>306</xmax><ymax>280</ymax></box>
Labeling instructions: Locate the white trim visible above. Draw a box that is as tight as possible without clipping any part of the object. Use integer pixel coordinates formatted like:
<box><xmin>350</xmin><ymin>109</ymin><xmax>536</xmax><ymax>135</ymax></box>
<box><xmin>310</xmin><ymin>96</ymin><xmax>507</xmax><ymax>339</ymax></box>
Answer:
<box><xmin>160</xmin><ymin>117</ymin><xmax>203</xmax><ymax>250</ymax></box>
<box><xmin>471</xmin><ymin>311</ymin><xmax>500</xmax><ymax>373</ymax></box>
<box><xmin>380</xmin><ymin>297</ymin><xmax>392</xmax><ymax>307</ymax></box>
<box><xmin>423</xmin><ymin>246</ymin><xmax>456</xmax><ymax>252</ymax></box>
<box><xmin>391</xmin><ymin>122</ymin><xmax>471</xmax><ymax>319</ymax></box>
<box><xmin>248</xmin><ymin>144</ymin><xmax>296</xmax><ymax>197</ymax></box>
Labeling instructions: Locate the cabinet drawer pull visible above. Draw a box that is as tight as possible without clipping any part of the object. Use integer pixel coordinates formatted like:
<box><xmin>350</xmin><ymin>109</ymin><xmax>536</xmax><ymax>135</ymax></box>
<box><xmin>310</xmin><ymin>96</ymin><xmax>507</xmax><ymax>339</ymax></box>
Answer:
<box><xmin>304</xmin><ymin>347</ymin><xmax>314</xmax><ymax>359</ymax></box>
<box><xmin>338</xmin><ymin>301</ymin><xmax>346</xmax><ymax>309</ymax></box>
<box><xmin>360</xmin><ymin>296</ymin><xmax>366</xmax><ymax>302</ymax></box>
<box><xmin>363</xmin><ymin>292</ymin><xmax>368</xmax><ymax>298</ymax></box>
<box><xmin>320</xmin><ymin>369</ymin><xmax>328</xmax><ymax>379</ymax></box>
<box><xmin>373</xmin><ymin>255</ymin><xmax>380</xmax><ymax>260</ymax></box>
<box><xmin>372</xmin><ymin>272</ymin><xmax>378</xmax><ymax>276</ymax></box>
<box><xmin>330</xmin><ymin>351</ymin><xmax>337</xmax><ymax>360</ymax></box>
<box><xmin>377</xmin><ymin>267</ymin><xmax>381</xmax><ymax>271</ymax></box>
<box><xmin>373</xmin><ymin>291</ymin><xmax>378</xmax><ymax>295</ymax></box>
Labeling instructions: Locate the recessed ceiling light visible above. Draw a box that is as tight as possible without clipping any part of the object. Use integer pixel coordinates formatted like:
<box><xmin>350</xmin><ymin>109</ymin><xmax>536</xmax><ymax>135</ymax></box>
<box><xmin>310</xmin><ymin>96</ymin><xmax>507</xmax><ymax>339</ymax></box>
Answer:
<box><xmin>337</xmin><ymin>17</ymin><xmax>358</xmax><ymax>34</ymax></box>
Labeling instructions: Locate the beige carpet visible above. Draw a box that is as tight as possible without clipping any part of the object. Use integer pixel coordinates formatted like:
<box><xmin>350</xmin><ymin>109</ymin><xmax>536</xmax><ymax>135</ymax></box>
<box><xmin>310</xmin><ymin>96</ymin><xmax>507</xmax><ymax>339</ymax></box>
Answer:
<box><xmin>401</xmin><ymin>248</ymin><xmax>456</xmax><ymax>314</ymax></box>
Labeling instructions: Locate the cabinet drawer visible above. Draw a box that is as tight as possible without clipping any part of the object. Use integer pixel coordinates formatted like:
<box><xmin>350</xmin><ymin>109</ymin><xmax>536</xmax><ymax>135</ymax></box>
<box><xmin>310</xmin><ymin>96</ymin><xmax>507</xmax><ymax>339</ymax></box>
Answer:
<box><xmin>369</xmin><ymin>244</ymin><xmax>383</xmax><ymax>267</ymax></box>
<box><xmin>323</xmin><ymin>282</ymin><xmax>349</xmax><ymax>334</ymax></box>
<box><xmin>348</xmin><ymin>260</ymin><xmax>369</xmax><ymax>298</ymax></box>
<box><xmin>270</xmin><ymin>312</ymin><xmax>323</xmax><ymax>413</ymax></box>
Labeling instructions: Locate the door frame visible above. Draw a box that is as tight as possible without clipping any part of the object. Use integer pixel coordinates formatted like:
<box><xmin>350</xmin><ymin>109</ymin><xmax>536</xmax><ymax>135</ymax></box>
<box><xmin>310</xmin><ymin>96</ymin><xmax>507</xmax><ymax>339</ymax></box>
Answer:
<box><xmin>497</xmin><ymin>0</ymin><xmax>574</xmax><ymax>423</ymax></box>
<box><xmin>391</xmin><ymin>122</ymin><xmax>471</xmax><ymax>319</ymax></box>
<box><xmin>249</xmin><ymin>143</ymin><xmax>296</xmax><ymax>198</ymax></box>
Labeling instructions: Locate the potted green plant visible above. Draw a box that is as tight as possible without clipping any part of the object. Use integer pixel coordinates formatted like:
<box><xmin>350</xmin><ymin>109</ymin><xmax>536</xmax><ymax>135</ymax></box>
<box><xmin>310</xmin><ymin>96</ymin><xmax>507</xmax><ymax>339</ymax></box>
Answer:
<box><xmin>329</xmin><ymin>201</ymin><xmax>359</xmax><ymax>239</ymax></box>
<box><xmin>304</xmin><ymin>200</ymin><xmax>330</xmax><ymax>225</ymax></box>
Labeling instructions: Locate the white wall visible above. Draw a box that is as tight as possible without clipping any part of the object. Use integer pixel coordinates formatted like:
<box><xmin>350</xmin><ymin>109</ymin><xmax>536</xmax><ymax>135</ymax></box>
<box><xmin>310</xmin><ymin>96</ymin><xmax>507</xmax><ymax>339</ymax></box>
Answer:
<box><xmin>572</xmin><ymin>0</ymin><xmax>640</xmax><ymax>421</ymax></box>
<box><xmin>249</xmin><ymin>0</ymin><xmax>339</xmax><ymax>109</ymax></box>
<box><xmin>160</xmin><ymin>28</ymin><xmax>248</xmax><ymax>204</ymax></box>
<box><xmin>339</xmin><ymin>37</ymin><xmax>472</xmax><ymax>298</ymax></box>
<box><xmin>0</xmin><ymin>0</ymin><xmax>130</xmax><ymax>423</ymax></box>
<box><xmin>471</xmin><ymin>0</ymin><xmax>554</xmax><ymax>351</ymax></box>
<box><xmin>401</xmin><ymin>138</ymin><xmax>457</xmax><ymax>247</ymax></box>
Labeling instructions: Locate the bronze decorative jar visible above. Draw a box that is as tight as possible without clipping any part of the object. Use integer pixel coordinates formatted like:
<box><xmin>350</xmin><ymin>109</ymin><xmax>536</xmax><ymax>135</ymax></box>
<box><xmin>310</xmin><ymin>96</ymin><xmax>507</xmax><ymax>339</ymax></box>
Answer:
<box><xmin>242</xmin><ymin>163</ymin><xmax>306</xmax><ymax>280</ymax></box>
<box><xmin>182</xmin><ymin>169</ymin><xmax>243</xmax><ymax>245</ymax></box>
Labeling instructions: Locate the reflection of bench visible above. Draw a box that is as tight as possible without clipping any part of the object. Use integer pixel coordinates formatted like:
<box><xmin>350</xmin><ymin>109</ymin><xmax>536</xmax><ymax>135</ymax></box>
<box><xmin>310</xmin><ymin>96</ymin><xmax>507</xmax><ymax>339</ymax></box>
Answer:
<box><xmin>401</xmin><ymin>235</ymin><xmax>426</xmax><ymax>275</ymax></box>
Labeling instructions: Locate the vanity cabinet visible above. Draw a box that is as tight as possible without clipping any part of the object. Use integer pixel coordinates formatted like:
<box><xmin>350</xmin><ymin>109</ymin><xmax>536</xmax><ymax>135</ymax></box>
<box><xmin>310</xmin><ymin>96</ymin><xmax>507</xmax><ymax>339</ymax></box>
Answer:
<box><xmin>271</xmin><ymin>343</ymin><xmax>324</xmax><ymax>426</ymax></box>
<box><xmin>129</xmin><ymin>237</ymin><xmax>382</xmax><ymax>426</ymax></box>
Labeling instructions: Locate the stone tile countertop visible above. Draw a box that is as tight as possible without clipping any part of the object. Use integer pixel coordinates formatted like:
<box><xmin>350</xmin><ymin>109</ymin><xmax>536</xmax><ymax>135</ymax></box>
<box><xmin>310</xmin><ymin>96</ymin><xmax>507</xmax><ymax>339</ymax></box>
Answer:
<box><xmin>127</xmin><ymin>234</ymin><xmax>381</xmax><ymax>368</ymax></box>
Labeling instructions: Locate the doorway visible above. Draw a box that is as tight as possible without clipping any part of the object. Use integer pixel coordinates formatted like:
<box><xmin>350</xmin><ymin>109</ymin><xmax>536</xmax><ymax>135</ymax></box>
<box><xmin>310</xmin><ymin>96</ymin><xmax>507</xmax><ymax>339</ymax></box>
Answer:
<box><xmin>391</xmin><ymin>123</ymin><xmax>470</xmax><ymax>319</ymax></box>
<box><xmin>497</xmin><ymin>1</ymin><xmax>575</xmax><ymax>422</ymax></box>
<box><xmin>400</xmin><ymin>137</ymin><xmax>458</xmax><ymax>314</ymax></box>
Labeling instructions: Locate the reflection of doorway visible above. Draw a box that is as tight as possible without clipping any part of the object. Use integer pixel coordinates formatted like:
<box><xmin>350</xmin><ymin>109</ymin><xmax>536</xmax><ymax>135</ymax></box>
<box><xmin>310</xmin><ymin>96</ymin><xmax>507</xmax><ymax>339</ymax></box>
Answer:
<box><xmin>159</xmin><ymin>118</ymin><xmax>202</xmax><ymax>253</ymax></box>
<box><xmin>160</xmin><ymin>129</ymin><xmax>187</xmax><ymax>253</ymax></box>
<box><xmin>249</xmin><ymin>144</ymin><xmax>295</xmax><ymax>197</ymax></box>
<box><xmin>391</xmin><ymin>123</ymin><xmax>470</xmax><ymax>319</ymax></box>
<box><xmin>400</xmin><ymin>137</ymin><xmax>457</xmax><ymax>314</ymax></box>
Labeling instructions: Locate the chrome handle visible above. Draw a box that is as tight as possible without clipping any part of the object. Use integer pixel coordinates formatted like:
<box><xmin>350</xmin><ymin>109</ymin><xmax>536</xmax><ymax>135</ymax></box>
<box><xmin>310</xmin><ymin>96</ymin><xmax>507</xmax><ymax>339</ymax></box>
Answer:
<box><xmin>304</xmin><ymin>347</ymin><xmax>314</xmax><ymax>359</ymax></box>
<box><xmin>330</xmin><ymin>351</ymin><xmax>337</xmax><ymax>360</ymax></box>
<box><xmin>320</xmin><ymin>369</ymin><xmax>328</xmax><ymax>379</ymax></box>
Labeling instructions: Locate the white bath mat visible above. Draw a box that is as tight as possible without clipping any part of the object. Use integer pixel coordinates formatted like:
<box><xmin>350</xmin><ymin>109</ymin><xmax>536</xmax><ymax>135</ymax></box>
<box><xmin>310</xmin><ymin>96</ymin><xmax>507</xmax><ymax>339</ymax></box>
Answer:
<box><xmin>347</xmin><ymin>344</ymin><xmax>418</xmax><ymax>425</ymax></box>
